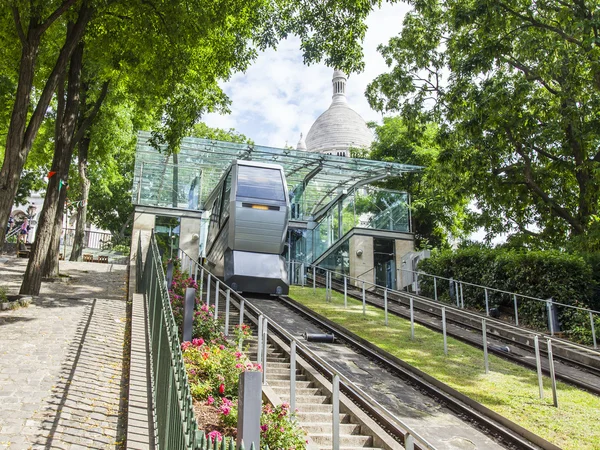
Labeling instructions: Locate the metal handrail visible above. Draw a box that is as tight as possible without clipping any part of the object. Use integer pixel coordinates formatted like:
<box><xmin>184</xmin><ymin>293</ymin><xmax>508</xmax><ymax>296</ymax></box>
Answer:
<box><xmin>178</xmin><ymin>249</ymin><xmax>437</xmax><ymax>450</ymax></box>
<box><xmin>305</xmin><ymin>262</ymin><xmax>599</xmax><ymax>352</ymax></box>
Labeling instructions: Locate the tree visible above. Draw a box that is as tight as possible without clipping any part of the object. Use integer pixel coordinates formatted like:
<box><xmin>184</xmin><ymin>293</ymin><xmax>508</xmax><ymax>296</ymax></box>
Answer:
<box><xmin>191</xmin><ymin>122</ymin><xmax>252</xmax><ymax>144</ymax></box>
<box><xmin>366</xmin><ymin>0</ymin><xmax>600</xmax><ymax>249</ymax></box>
<box><xmin>369</xmin><ymin>117</ymin><xmax>474</xmax><ymax>248</ymax></box>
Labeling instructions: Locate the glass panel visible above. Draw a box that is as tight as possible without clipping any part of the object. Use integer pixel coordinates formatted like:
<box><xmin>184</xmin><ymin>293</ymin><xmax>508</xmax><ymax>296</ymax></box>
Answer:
<box><xmin>236</xmin><ymin>166</ymin><xmax>285</xmax><ymax>201</ymax></box>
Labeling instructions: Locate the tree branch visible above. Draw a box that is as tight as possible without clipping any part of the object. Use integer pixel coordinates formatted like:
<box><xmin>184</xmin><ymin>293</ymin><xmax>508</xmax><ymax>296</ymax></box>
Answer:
<box><xmin>11</xmin><ymin>6</ymin><xmax>26</xmax><ymax>45</ymax></box>
<box><xmin>71</xmin><ymin>80</ymin><xmax>109</xmax><ymax>147</ymax></box>
<box><xmin>38</xmin><ymin>0</ymin><xmax>78</xmax><ymax>35</ymax></box>
<box><xmin>503</xmin><ymin>56</ymin><xmax>560</xmax><ymax>96</ymax></box>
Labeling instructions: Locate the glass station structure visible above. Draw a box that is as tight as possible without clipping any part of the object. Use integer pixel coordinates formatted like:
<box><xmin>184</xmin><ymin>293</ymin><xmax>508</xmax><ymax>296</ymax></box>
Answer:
<box><xmin>132</xmin><ymin>131</ymin><xmax>422</xmax><ymax>289</ymax></box>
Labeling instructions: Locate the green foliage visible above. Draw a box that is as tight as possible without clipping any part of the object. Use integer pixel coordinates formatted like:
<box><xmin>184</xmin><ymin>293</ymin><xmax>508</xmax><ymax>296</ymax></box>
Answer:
<box><xmin>260</xmin><ymin>403</ymin><xmax>306</xmax><ymax>450</ymax></box>
<box><xmin>418</xmin><ymin>248</ymin><xmax>598</xmax><ymax>343</ymax></box>
<box><xmin>369</xmin><ymin>117</ymin><xmax>475</xmax><ymax>248</ymax></box>
<box><xmin>192</xmin><ymin>123</ymin><xmax>253</xmax><ymax>144</ymax></box>
<box><xmin>366</xmin><ymin>0</ymin><xmax>600</xmax><ymax>249</ymax></box>
<box><xmin>0</xmin><ymin>286</ymin><xmax>7</xmax><ymax>302</ymax></box>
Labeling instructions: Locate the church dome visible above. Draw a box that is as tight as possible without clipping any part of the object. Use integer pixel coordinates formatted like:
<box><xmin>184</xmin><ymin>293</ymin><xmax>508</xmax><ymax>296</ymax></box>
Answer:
<box><xmin>305</xmin><ymin>70</ymin><xmax>373</xmax><ymax>156</ymax></box>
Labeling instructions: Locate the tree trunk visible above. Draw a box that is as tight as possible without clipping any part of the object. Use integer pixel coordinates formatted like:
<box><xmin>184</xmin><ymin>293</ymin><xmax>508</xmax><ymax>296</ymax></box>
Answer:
<box><xmin>20</xmin><ymin>39</ymin><xmax>84</xmax><ymax>296</ymax></box>
<box><xmin>43</xmin><ymin>187</ymin><xmax>68</xmax><ymax>278</ymax></box>
<box><xmin>70</xmin><ymin>136</ymin><xmax>91</xmax><ymax>261</ymax></box>
<box><xmin>0</xmin><ymin>2</ymin><xmax>93</xmax><ymax>245</ymax></box>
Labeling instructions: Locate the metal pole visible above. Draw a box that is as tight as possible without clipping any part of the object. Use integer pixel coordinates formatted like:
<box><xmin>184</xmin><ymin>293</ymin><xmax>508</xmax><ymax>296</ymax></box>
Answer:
<box><xmin>405</xmin><ymin>435</ymin><xmax>415</xmax><ymax>450</ymax></box>
<box><xmin>206</xmin><ymin>273</ymin><xmax>211</xmax><ymax>307</ymax></box>
<box><xmin>485</xmin><ymin>289</ymin><xmax>489</xmax><ymax>316</ymax></box>
<box><xmin>313</xmin><ymin>266</ymin><xmax>316</xmax><ymax>292</ymax></box>
<box><xmin>325</xmin><ymin>270</ymin><xmax>329</xmax><ymax>302</ymax></box>
<box><xmin>442</xmin><ymin>307</ymin><xmax>448</xmax><ymax>356</ymax></box>
<box><xmin>460</xmin><ymin>283</ymin><xmax>464</xmax><ymax>308</ymax></box>
<box><xmin>482</xmin><ymin>318</ymin><xmax>489</xmax><ymax>374</ymax></box>
<box><xmin>433</xmin><ymin>277</ymin><xmax>438</xmax><ymax>302</ymax></box>
<box><xmin>214</xmin><ymin>280</ymin><xmax>220</xmax><ymax>319</ymax></box>
<box><xmin>257</xmin><ymin>315</ymin><xmax>263</xmax><ymax>364</ymax></box>
<box><xmin>291</xmin><ymin>260</ymin><xmax>295</xmax><ymax>285</ymax></box>
<box><xmin>590</xmin><ymin>312</ymin><xmax>597</xmax><ymax>350</ymax></box>
<box><xmin>343</xmin><ymin>276</ymin><xmax>347</xmax><ymax>308</ymax></box>
<box><xmin>547</xmin><ymin>339</ymin><xmax>558</xmax><ymax>407</ymax></box>
<box><xmin>199</xmin><ymin>267</ymin><xmax>204</xmax><ymax>299</ymax></box>
<box><xmin>513</xmin><ymin>294</ymin><xmax>519</xmax><ymax>326</ymax></box>
<box><xmin>384</xmin><ymin>289</ymin><xmax>388</xmax><ymax>326</ymax></box>
<box><xmin>301</xmin><ymin>263</ymin><xmax>305</xmax><ymax>287</ymax></box>
<box><xmin>534</xmin><ymin>335</ymin><xmax>544</xmax><ymax>399</ymax></box>
<box><xmin>547</xmin><ymin>301</ymin><xmax>554</xmax><ymax>335</ymax></box>
<box><xmin>225</xmin><ymin>289</ymin><xmax>230</xmax><ymax>336</ymax></box>
<box><xmin>362</xmin><ymin>281</ymin><xmax>366</xmax><ymax>315</ymax></box>
<box><xmin>454</xmin><ymin>281</ymin><xmax>459</xmax><ymax>307</ymax></box>
<box><xmin>290</xmin><ymin>340</ymin><xmax>296</xmax><ymax>413</ymax></box>
<box><xmin>194</xmin><ymin>260</ymin><xmax>198</xmax><ymax>281</ymax></box>
<box><xmin>410</xmin><ymin>297</ymin><xmax>414</xmax><ymax>340</ymax></box>
<box><xmin>262</xmin><ymin>318</ymin><xmax>268</xmax><ymax>385</ymax></box>
<box><xmin>239</xmin><ymin>298</ymin><xmax>245</xmax><ymax>326</ymax></box>
<box><xmin>332</xmin><ymin>374</ymin><xmax>340</xmax><ymax>450</ymax></box>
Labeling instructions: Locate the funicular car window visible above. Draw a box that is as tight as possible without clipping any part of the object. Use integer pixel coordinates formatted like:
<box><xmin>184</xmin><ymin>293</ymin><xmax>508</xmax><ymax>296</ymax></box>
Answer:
<box><xmin>236</xmin><ymin>166</ymin><xmax>285</xmax><ymax>201</ymax></box>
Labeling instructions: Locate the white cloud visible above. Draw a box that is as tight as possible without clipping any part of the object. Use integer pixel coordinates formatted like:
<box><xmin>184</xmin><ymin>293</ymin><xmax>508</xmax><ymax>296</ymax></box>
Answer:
<box><xmin>203</xmin><ymin>2</ymin><xmax>411</xmax><ymax>148</ymax></box>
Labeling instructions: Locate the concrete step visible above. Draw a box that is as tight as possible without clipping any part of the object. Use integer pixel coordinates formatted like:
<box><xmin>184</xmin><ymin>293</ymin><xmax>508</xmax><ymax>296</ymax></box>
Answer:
<box><xmin>267</xmin><ymin>373</ymin><xmax>309</xmax><ymax>382</ymax></box>
<box><xmin>310</xmin><ymin>433</ymin><xmax>372</xmax><ymax>447</ymax></box>
<box><xmin>294</xmin><ymin>403</ymin><xmax>333</xmax><ymax>413</ymax></box>
<box><xmin>270</xmin><ymin>386</ymin><xmax>322</xmax><ymax>396</ymax></box>
<box><xmin>297</xmin><ymin>412</ymin><xmax>351</xmax><ymax>423</ymax></box>
<box><xmin>301</xmin><ymin>422</ymin><xmax>362</xmax><ymax>435</ymax></box>
<box><xmin>267</xmin><ymin>379</ymin><xmax>314</xmax><ymax>389</ymax></box>
<box><xmin>267</xmin><ymin>367</ymin><xmax>303</xmax><ymax>375</ymax></box>
<box><xmin>279</xmin><ymin>394</ymin><xmax>330</xmax><ymax>404</ymax></box>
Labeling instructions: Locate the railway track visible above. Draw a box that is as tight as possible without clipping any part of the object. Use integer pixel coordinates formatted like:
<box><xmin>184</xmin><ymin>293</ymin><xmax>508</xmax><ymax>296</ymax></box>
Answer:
<box><xmin>312</xmin><ymin>275</ymin><xmax>600</xmax><ymax>396</ymax></box>
<box><xmin>235</xmin><ymin>293</ymin><xmax>560</xmax><ymax>450</ymax></box>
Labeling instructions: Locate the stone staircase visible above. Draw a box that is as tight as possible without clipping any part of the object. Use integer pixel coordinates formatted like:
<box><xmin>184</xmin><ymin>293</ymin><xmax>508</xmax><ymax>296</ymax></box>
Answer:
<box><xmin>209</xmin><ymin>293</ymin><xmax>397</xmax><ymax>450</ymax></box>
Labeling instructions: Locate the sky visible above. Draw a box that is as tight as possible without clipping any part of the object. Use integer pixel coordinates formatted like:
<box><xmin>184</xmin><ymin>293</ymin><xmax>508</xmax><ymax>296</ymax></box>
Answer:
<box><xmin>203</xmin><ymin>2</ymin><xmax>412</xmax><ymax>148</ymax></box>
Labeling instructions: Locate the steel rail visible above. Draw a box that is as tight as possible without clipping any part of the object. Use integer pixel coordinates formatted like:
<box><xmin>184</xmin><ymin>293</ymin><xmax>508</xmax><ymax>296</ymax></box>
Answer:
<box><xmin>279</xmin><ymin>295</ymin><xmax>561</xmax><ymax>450</ymax></box>
<box><xmin>319</xmin><ymin>275</ymin><xmax>600</xmax><ymax>394</ymax></box>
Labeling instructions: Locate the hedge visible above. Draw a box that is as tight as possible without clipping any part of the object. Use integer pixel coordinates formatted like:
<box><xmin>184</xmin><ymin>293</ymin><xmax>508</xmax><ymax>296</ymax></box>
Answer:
<box><xmin>417</xmin><ymin>248</ymin><xmax>599</xmax><ymax>345</ymax></box>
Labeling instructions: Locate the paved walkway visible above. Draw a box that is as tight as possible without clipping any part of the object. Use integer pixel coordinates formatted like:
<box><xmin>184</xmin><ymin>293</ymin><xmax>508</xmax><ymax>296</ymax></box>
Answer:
<box><xmin>0</xmin><ymin>259</ymin><xmax>129</xmax><ymax>450</ymax></box>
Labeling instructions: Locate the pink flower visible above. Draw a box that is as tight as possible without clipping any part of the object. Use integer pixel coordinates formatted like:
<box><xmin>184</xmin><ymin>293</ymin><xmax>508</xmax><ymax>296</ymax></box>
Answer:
<box><xmin>220</xmin><ymin>405</ymin><xmax>231</xmax><ymax>415</ymax></box>
<box><xmin>192</xmin><ymin>338</ymin><xmax>204</xmax><ymax>347</ymax></box>
<box><xmin>235</xmin><ymin>363</ymin><xmax>243</xmax><ymax>369</ymax></box>
<box><xmin>219</xmin><ymin>345</ymin><xmax>225</xmax><ymax>350</ymax></box>
<box><xmin>280</xmin><ymin>426</ymin><xmax>285</xmax><ymax>432</ymax></box>
<box><xmin>235</xmin><ymin>351</ymin><xmax>242</xmax><ymax>359</ymax></box>
<box><xmin>207</xmin><ymin>430</ymin><xmax>222</xmax><ymax>442</ymax></box>
<box><xmin>201</xmin><ymin>303</ymin><xmax>209</xmax><ymax>312</ymax></box>
<box><xmin>206</xmin><ymin>396</ymin><xmax>214</xmax><ymax>405</ymax></box>
<box><xmin>260</xmin><ymin>424</ymin><xmax>268</xmax><ymax>432</ymax></box>
<box><xmin>181</xmin><ymin>341</ymin><xmax>191</xmax><ymax>351</ymax></box>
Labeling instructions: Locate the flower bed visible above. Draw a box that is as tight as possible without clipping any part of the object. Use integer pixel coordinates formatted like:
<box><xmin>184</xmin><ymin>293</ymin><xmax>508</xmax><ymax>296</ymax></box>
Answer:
<box><xmin>167</xmin><ymin>259</ymin><xmax>307</xmax><ymax>449</ymax></box>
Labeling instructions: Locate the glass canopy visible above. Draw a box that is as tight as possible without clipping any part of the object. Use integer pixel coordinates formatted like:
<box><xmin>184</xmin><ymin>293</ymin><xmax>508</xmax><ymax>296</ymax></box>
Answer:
<box><xmin>132</xmin><ymin>131</ymin><xmax>422</xmax><ymax>220</ymax></box>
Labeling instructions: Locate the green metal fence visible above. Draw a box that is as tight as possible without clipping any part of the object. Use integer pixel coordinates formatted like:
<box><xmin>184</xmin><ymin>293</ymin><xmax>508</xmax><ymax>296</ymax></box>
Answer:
<box><xmin>137</xmin><ymin>231</ymin><xmax>245</xmax><ymax>450</ymax></box>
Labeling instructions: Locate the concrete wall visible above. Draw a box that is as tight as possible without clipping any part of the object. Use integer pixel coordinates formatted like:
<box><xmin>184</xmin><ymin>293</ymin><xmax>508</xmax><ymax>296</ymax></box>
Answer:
<box><xmin>349</xmin><ymin>235</ymin><xmax>374</xmax><ymax>286</ymax></box>
<box><xmin>180</xmin><ymin>217</ymin><xmax>201</xmax><ymax>262</ymax></box>
<box><xmin>395</xmin><ymin>238</ymin><xmax>415</xmax><ymax>290</ymax></box>
<box><xmin>131</xmin><ymin>212</ymin><xmax>155</xmax><ymax>263</ymax></box>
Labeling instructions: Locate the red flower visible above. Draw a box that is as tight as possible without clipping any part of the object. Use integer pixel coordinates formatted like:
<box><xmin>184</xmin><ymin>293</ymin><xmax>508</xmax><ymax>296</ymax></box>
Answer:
<box><xmin>219</xmin><ymin>383</ymin><xmax>225</xmax><ymax>395</ymax></box>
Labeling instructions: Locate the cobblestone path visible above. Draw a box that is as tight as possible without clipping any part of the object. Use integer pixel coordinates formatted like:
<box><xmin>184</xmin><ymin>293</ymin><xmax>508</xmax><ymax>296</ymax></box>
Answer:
<box><xmin>0</xmin><ymin>260</ymin><xmax>129</xmax><ymax>450</ymax></box>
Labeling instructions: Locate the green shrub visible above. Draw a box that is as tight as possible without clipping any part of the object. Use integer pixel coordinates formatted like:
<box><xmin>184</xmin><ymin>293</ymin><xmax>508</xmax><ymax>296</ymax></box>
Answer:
<box><xmin>418</xmin><ymin>247</ymin><xmax>597</xmax><ymax>343</ymax></box>
<box><xmin>0</xmin><ymin>286</ymin><xmax>7</xmax><ymax>302</ymax></box>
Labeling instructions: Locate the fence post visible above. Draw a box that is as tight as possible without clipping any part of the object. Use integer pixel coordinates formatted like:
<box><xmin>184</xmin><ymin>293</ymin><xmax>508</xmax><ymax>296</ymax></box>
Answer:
<box><xmin>236</xmin><ymin>371</ymin><xmax>262</xmax><ymax>450</ymax></box>
<box><xmin>206</xmin><ymin>273</ymin><xmax>212</xmax><ymax>307</ymax></box>
<box><xmin>442</xmin><ymin>307</ymin><xmax>448</xmax><ymax>356</ymax></box>
<box><xmin>460</xmin><ymin>283</ymin><xmax>464</xmax><ymax>308</ymax></box>
<box><xmin>332</xmin><ymin>374</ymin><xmax>340</xmax><ymax>450</ymax></box>
<box><xmin>262</xmin><ymin>317</ymin><xmax>268</xmax><ymax>385</ymax></box>
<box><xmin>405</xmin><ymin>434</ymin><xmax>414</xmax><ymax>450</ymax></box>
<box><xmin>183</xmin><ymin>287</ymin><xmax>196</xmax><ymax>342</ymax></box>
<box><xmin>225</xmin><ymin>289</ymin><xmax>231</xmax><ymax>337</ymax></box>
<box><xmin>313</xmin><ymin>266</ymin><xmax>316</xmax><ymax>292</ymax></box>
<box><xmin>239</xmin><ymin>299</ymin><xmax>245</xmax><ymax>326</ymax></box>
<box><xmin>166</xmin><ymin>261</ymin><xmax>174</xmax><ymax>289</ymax></box>
<box><xmin>384</xmin><ymin>289</ymin><xmax>388</xmax><ymax>326</ymax></box>
<box><xmin>547</xmin><ymin>300</ymin><xmax>554</xmax><ymax>336</ymax></box>
<box><xmin>590</xmin><ymin>312</ymin><xmax>597</xmax><ymax>350</ymax></box>
<box><xmin>547</xmin><ymin>339</ymin><xmax>558</xmax><ymax>407</ymax></box>
<box><xmin>454</xmin><ymin>281</ymin><xmax>459</xmax><ymax>307</ymax></box>
<box><xmin>301</xmin><ymin>263</ymin><xmax>305</xmax><ymax>287</ymax></box>
<box><xmin>485</xmin><ymin>289</ymin><xmax>489</xmax><ymax>316</ymax></box>
<box><xmin>199</xmin><ymin>267</ymin><xmax>204</xmax><ymax>299</ymax></box>
<box><xmin>343</xmin><ymin>277</ymin><xmax>347</xmax><ymax>308</ymax></box>
<box><xmin>482</xmin><ymin>318</ymin><xmax>488</xmax><ymax>374</ymax></box>
<box><xmin>410</xmin><ymin>297</ymin><xmax>414</xmax><ymax>340</ymax></box>
<box><xmin>290</xmin><ymin>340</ymin><xmax>296</xmax><ymax>413</ymax></box>
<box><xmin>534</xmin><ymin>335</ymin><xmax>544</xmax><ymax>400</ymax></box>
<box><xmin>215</xmin><ymin>280</ymin><xmax>220</xmax><ymax>319</ymax></box>
<box><xmin>257</xmin><ymin>315</ymin><xmax>264</xmax><ymax>364</ymax></box>
<box><xmin>362</xmin><ymin>281</ymin><xmax>366</xmax><ymax>315</ymax></box>
<box><xmin>513</xmin><ymin>294</ymin><xmax>519</xmax><ymax>326</ymax></box>
<box><xmin>433</xmin><ymin>276</ymin><xmax>438</xmax><ymax>302</ymax></box>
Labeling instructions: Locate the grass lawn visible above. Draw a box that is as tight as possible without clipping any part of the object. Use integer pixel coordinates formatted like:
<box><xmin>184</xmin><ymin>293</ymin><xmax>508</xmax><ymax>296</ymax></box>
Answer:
<box><xmin>290</xmin><ymin>286</ymin><xmax>600</xmax><ymax>450</ymax></box>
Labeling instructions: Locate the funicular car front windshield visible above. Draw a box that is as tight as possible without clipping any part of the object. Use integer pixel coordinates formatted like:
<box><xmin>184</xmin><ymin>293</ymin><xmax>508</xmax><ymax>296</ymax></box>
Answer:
<box><xmin>236</xmin><ymin>166</ymin><xmax>285</xmax><ymax>201</ymax></box>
